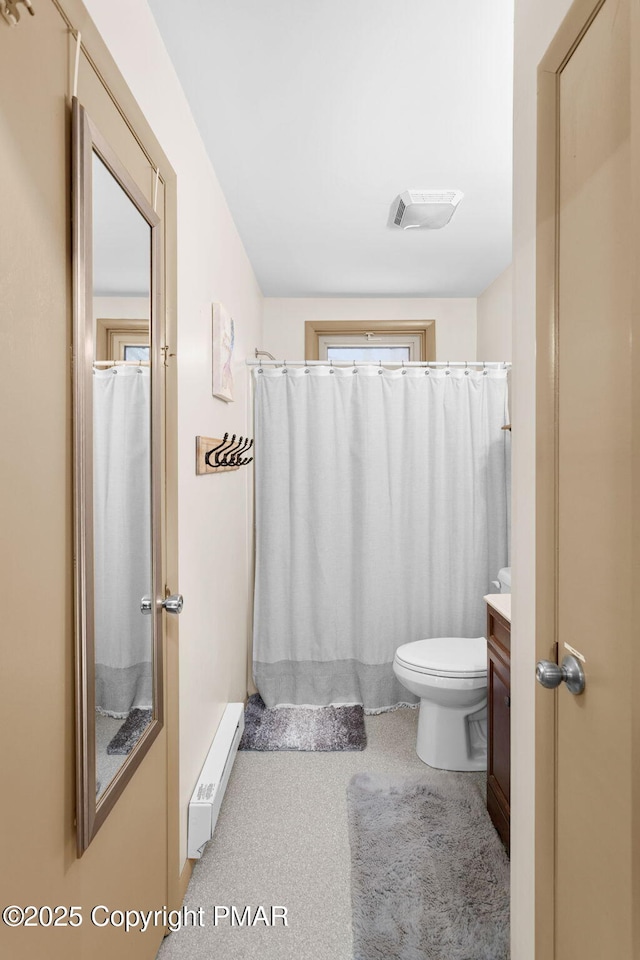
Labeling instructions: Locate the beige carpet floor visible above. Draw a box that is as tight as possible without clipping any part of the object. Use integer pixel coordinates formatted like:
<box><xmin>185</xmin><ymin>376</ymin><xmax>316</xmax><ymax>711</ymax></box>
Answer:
<box><xmin>156</xmin><ymin>707</ymin><xmax>486</xmax><ymax>960</ymax></box>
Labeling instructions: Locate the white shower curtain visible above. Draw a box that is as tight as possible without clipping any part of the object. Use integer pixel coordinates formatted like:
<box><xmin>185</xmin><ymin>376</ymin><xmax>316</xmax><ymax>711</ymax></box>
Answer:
<box><xmin>252</xmin><ymin>365</ymin><xmax>510</xmax><ymax>710</ymax></box>
<box><xmin>93</xmin><ymin>366</ymin><xmax>152</xmax><ymax>717</ymax></box>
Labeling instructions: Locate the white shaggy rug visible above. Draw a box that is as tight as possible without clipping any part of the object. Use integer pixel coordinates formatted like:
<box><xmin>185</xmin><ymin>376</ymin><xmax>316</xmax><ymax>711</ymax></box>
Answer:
<box><xmin>347</xmin><ymin>772</ymin><xmax>509</xmax><ymax>960</ymax></box>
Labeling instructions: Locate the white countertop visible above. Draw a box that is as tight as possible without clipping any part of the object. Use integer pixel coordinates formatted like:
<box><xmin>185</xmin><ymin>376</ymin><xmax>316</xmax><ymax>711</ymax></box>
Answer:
<box><xmin>484</xmin><ymin>593</ymin><xmax>511</xmax><ymax>623</ymax></box>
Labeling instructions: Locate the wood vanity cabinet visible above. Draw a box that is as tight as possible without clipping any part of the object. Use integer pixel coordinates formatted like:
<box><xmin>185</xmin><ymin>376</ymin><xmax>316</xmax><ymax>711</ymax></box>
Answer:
<box><xmin>486</xmin><ymin>603</ymin><xmax>511</xmax><ymax>854</ymax></box>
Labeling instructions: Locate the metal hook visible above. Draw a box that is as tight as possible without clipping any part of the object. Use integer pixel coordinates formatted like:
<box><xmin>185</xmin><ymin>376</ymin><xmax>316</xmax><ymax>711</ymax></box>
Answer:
<box><xmin>226</xmin><ymin>436</ymin><xmax>247</xmax><ymax>463</ymax></box>
<box><xmin>217</xmin><ymin>434</ymin><xmax>238</xmax><ymax>465</ymax></box>
<box><xmin>205</xmin><ymin>433</ymin><xmax>229</xmax><ymax>467</ymax></box>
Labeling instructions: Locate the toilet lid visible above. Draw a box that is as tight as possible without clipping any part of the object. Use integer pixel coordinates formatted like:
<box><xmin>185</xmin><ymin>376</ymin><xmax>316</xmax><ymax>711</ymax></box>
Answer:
<box><xmin>395</xmin><ymin>637</ymin><xmax>487</xmax><ymax>678</ymax></box>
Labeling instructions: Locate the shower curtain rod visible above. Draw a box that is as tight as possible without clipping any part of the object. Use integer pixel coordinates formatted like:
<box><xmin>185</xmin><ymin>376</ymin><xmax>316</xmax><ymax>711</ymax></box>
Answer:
<box><xmin>246</xmin><ymin>359</ymin><xmax>511</xmax><ymax>368</ymax></box>
<box><xmin>93</xmin><ymin>360</ymin><xmax>150</xmax><ymax>367</ymax></box>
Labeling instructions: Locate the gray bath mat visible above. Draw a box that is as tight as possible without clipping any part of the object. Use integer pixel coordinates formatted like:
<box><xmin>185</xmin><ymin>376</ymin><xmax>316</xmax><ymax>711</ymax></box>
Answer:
<box><xmin>107</xmin><ymin>708</ymin><xmax>152</xmax><ymax>755</ymax></box>
<box><xmin>347</xmin><ymin>771</ymin><xmax>509</xmax><ymax>960</ymax></box>
<box><xmin>238</xmin><ymin>693</ymin><xmax>367</xmax><ymax>751</ymax></box>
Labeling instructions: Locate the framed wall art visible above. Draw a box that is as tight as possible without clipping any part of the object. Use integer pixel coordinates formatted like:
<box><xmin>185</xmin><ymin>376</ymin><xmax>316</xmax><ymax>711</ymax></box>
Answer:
<box><xmin>212</xmin><ymin>302</ymin><xmax>235</xmax><ymax>402</ymax></box>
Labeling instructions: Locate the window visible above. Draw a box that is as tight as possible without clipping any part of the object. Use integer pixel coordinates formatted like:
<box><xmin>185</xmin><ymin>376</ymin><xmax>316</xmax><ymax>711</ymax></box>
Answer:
<box><xmin>305</xmin><ymin>320</ymin><xmax>435</xmax><ymax>362</ymax></box>
<box><xmin>123</xmin><ymin>344</ymin><xmax>150</xmax><ymax>362</ymax></box>
<box><xmin>95</xmin><ymin>318</ymin><xmax>150</xmax><ymax>362</ymax></box>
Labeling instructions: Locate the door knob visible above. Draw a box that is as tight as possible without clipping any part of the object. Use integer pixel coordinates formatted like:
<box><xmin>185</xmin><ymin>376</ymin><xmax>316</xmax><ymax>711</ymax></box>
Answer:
<box><xmin>162</xmin><ymin>594</ymin><xmax>183</xmax><ymax>615</ymax></box>
<box><xmin>140</xmin><ymin>594</ymin><xmax>184</xmax><ymax>615</ymax></box>
<box><xmin>536</xmin><ymin>654</ymin><xmax>585</xmax><ymax>695</ymax></box>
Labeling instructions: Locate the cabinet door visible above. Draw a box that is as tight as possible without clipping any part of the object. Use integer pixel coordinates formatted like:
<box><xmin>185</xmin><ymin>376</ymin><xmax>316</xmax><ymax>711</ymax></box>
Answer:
<box><xmin>488</xmin><ymin>650</ymin><xmax>511</xmax><ymax>807</ymax></box>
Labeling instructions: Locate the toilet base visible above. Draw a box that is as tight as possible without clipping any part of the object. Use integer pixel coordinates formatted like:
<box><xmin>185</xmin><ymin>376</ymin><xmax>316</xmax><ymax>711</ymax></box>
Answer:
<box><xmin>416</xmin><ymin>697</ymin><xmax>487</xmax><ymax>771</ymax></box>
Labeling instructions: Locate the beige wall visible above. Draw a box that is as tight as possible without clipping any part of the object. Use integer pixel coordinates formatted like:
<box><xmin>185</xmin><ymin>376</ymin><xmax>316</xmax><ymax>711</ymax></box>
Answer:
<box><xmin>511</xmin><ymin>0</ymin><xmax>574</xmax><ymax>956</ymax></box>
<box><xmin>477</xmin><ymin>264</ymin><xmax>513</xmax><ymax>361</ymax></box>
<box><xmin>93</xmin><ymin>295</ymin><xmax>150</xmax><ymax>319</ymax></box>
<box><xmin>84</xmin><ymin>0</ymin><xmax>263</xmax><ymax>866</ymax></box>
<box><xmin>263</xmin><ymin>297</ymin><xmax>477</xmax><ymax>360</ymax></box>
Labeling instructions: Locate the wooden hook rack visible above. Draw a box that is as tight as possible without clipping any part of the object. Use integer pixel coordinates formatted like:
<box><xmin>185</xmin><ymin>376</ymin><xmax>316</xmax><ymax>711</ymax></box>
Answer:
<box><xmin>196</xmin><ymin>434</ymin><xmax>254</xmax><ymax>475</ymax></box>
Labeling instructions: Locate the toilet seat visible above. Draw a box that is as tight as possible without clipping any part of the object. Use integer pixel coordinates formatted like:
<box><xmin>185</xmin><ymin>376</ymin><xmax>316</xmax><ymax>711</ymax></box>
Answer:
<box><xmin>394</xmin><ymin>637</ymin><xmax>486</xmax><ymax>679</ymax></box>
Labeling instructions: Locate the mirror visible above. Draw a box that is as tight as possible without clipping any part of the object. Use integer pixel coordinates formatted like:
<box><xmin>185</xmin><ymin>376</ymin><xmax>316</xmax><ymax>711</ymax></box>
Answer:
<box><xmin>72</xmin><ymin>99</ymin><xmax>163</xmax><ymax>853</ymax></box>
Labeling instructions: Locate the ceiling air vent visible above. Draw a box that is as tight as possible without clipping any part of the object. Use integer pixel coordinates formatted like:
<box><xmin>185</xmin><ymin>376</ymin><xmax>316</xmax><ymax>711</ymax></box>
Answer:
<box><xmin>393</xmin><ymin>199</ymin><xmax>406</xmax><ymax>227</ymax></box>
<box><xmin>389</xmin><ymin>189</ymin><xmax>464</xmax><ymax>230</ymax></box>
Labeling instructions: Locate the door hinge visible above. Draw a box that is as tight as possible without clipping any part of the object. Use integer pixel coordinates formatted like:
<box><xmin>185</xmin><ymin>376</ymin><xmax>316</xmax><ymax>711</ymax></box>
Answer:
<box><xmin>160</xmin><ymin>345</ymin><xmax>176</xmax><ymax>366</ymax></box>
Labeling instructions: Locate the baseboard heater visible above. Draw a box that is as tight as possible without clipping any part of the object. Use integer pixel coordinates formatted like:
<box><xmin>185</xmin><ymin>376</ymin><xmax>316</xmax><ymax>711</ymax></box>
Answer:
<box><xmin>187</xmin><ymin>702</ymin><xmax>245</xmax><ymax>859</ymax></box>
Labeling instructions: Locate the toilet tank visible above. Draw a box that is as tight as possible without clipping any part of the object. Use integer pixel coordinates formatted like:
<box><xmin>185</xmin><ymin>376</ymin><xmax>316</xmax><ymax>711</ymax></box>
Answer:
<box><xmin>497</xmin><ymin>567</ymin><xmax>511</xmax><ymax>594</ymax></box>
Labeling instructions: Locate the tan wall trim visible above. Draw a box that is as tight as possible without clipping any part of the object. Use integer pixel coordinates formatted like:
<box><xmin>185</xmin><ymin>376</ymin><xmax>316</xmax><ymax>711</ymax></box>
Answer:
<box><xmin>632</xmin><ymin>0</ymin><xmax>640</xmax><ymax>950</ymax></box>
<box><xmin>95</xmin><ymin>319</ymin><xmax>149</xmax><ymax>361</ymax></box>
<box><xmin>304</xmin><ymin>319</ymin><xmax>436</xmax><ymax>361</ymax></box>
<box><xmin>535</xmin><ymin>63</ymin><xmax>560</xmax><ymax>960</ymax></box>
<box><xmin>176</xmin><ymin>858</ymin><xmax>194</xmax><ymax>908</ymax></box>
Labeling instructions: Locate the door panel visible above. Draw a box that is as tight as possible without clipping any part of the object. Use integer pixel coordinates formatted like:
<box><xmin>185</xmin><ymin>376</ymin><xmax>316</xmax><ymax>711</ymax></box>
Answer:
<box><xmin>0</xmin><ymin>3</ymin><xmax>174</xmax><ymax>957</ymax></box>
<box><xmin>537</xmin><ymin>0</ymin><xmax>634</xmax><ymax>957</ymax></box>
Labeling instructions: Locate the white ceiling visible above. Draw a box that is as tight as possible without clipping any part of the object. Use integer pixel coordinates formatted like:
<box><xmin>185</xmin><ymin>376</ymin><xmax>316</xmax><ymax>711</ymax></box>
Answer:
<box><xmin>148</xmin><ymin>0</ymin><xmax>513</xmax><ymax>298</ymax></box>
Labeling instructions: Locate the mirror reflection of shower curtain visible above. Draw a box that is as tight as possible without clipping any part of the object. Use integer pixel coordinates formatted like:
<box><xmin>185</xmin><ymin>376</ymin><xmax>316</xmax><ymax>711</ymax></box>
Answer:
<box><xmin>252</xmin><ymin>366</ymin><xmax>511</xmax><ymax>711</ymax></box>
<box><xmin>93</xmin><ymin>367</ymin><xmax>152</xmax><ymax>718</ymax></box>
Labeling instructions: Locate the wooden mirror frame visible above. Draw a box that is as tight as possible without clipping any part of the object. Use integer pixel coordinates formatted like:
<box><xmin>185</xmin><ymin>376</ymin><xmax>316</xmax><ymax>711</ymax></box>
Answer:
<box><xmin>71</xmin><ymin>97</ymin><xmax>164</xmax><ymax>854</ymax></box>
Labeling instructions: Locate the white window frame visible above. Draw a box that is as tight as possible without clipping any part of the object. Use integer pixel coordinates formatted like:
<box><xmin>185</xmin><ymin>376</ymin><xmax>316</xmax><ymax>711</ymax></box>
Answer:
<box><xmin>318</xmin><ymin>332</ymin><xmax>422</xmax><ymax>360</ymax></box>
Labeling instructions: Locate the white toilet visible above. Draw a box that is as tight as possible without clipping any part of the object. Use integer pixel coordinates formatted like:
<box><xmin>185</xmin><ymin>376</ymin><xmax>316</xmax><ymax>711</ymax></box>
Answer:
<box><xmin>393</xmin><ymin>637</ymin><xmax>488</xmax><ymax>771</ymax></box>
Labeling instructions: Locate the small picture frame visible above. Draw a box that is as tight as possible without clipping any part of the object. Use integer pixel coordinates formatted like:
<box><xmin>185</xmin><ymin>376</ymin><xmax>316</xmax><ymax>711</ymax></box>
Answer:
<box><xmin>212</xmin><ymin>302</ymin><xmax>234</xmax><ymax>402</ymax></box>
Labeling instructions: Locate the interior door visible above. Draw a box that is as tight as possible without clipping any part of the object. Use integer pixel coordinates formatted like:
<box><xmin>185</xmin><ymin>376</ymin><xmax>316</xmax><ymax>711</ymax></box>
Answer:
<box><xmin>0</xmin><ymin>4</ymin><xmax>178</xmax><ymax>957</ymax></box>
<box><xmin>536</xmin><ymin>0</ymin><xmax>637</xmax><ymax>957</ymax></box>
